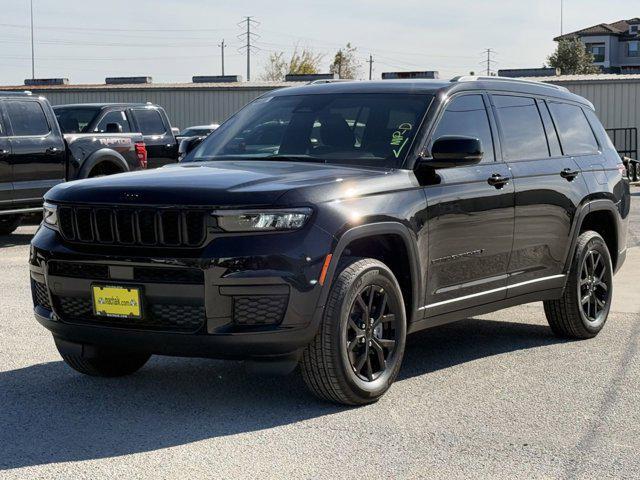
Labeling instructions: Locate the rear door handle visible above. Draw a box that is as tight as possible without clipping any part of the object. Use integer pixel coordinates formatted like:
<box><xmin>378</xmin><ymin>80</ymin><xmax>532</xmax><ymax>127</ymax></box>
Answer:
<box><xmin>560</xmin><ymin>168</ymin><xmax>580</xmax><ymax>180</ymax></box>
<box><xmin>0</xmin><ymin>149</ymin><xmax>9</xmax><ymax>157</ymax></box>
<box><xmin>487</xmin><ymin>173</ymin><xmax>510</xmax><ymax>189</ymax></box>
<box><xmin>45</xmin><ymin>147</ymin><xmax>60</xmax><ymax>155</ymax></box>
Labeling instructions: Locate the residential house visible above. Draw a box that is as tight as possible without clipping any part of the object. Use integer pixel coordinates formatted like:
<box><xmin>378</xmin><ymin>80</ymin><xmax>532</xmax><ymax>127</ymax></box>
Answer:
<box><xmin>555</xmin><ymin>18</ymin><xmax>640</xmax><ymax>74</ymax></box>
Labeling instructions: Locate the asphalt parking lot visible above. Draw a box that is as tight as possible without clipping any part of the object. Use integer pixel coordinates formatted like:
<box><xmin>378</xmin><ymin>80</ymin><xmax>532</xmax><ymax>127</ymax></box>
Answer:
<box><xmin>1</xmin><ymin>194</ymin><xmax>639</xmax><ymax>479</ymax></box>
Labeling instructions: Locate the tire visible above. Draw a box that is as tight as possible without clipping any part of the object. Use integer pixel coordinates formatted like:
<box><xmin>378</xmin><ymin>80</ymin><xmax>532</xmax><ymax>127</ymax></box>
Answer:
<box><xmin>0</xmin><ymin>215</ymin><xmax>23</xmax><ymax>235</ymax></box>
<box><xmin>544</xmin><ymin>231</ymin><xmax>613</xmax><ymax>339</ymax></box>
<box><xmin>300</xmin><ymin>258</ymin><xmax>407</xmax><ymax>405</ymax></box>
<box><xmin>55</xmin><ymin>340</ymin><xmax>150</xmax><ymax>377</ymax></box>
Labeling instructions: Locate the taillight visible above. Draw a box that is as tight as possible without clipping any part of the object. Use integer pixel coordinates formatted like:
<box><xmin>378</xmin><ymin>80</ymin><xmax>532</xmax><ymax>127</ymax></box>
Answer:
<box><xmin>618</xmin><ymin>163</ymin><xmax>628</xmax><ymax>176</ymax></box>
<box><xmin>135</xmin><ymin>142</ymin><xmax>147</xmax><ymax>169</ymax></box>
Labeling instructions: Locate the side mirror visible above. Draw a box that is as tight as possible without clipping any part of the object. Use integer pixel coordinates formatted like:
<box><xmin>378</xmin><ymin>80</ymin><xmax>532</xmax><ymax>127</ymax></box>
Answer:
<box><xmin>423</xmin><ymin>136</ymin><xmax>483</xmax><ymax>168</ymax></box>
<box><xmin>105</xmin><ymin>122</ymin><xmax>123</xmax><ymax>133</ymax></box>
<box><xmin>178</xmin><ymin>136</ymin><xmax>205</xmax><ymax>162</ymax></box>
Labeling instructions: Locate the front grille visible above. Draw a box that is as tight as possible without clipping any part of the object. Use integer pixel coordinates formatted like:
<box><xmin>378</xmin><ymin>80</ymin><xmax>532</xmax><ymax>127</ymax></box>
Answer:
<box><xmin>32</xmin><ymin>279</ymin><xmax>51</xmax><ymax>310</ymax></box>
<box><xmin>57</xmin><ymin>206</ymin><xmax>207</xmax><ymax>247</ymax></box>
<box><xmin>233</xmin><ymin>295</ymin><xmax>288</xmax><ymax>326</ymax></box>
<box><xmin>55</xmin><ymin>296</ymin><xmax>205</xmax><ymax>332</ymax></box>
<box><xmin>47</xmin><ymin>261</ymin><xmax>203</xmax><ymax>284</ymax></box>
<box><xmin>48</xmin><ymin>261</ymin><xmax>109</xmax><ymax>279</ymax></box>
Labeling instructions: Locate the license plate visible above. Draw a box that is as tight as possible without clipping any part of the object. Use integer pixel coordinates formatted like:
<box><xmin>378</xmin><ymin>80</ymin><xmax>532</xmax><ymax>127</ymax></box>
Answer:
<box><xmin>92</xmin><ymin>285</ymin><xmax>142</xmax><ymax>319</ymax></box>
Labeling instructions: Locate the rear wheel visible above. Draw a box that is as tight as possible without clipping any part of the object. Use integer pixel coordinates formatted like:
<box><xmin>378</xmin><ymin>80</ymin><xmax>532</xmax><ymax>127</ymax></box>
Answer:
<box><xmin>300</xmin><ymin>258</ymin><xmax>407</xmax><ymax>405</ymax></box>
<box><xmin>544</xmin><ymin>231</ymin><xmax>613</xmax><ymax>339</ymax></box>
<box><xmin>0</xmin><ymin>215</ymin><xmax>22</xmax><ymax>235</ymax></box>
<box><xmin>55</xmin><ymin>339</ymin><xmax>150</xmax><ymax>377</ymax></box>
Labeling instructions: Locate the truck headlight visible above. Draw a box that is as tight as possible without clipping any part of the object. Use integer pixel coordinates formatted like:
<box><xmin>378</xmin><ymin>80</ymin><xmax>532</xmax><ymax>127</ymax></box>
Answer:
<box><xmin>43</xmin><ymin>202</ymin><xmax>58</xmax><ymax>229</ymax></box>
<box><xmin>214</xmin><ymin>208</ymin><xmax>312</xmax><ymax>232</ymax></box>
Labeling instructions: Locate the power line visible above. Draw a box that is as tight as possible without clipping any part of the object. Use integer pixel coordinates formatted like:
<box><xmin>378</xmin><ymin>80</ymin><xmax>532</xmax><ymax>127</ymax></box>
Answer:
<box><xmin>237</xmin><ymin>16</ymin><xmax>260</xmax><ymax>81</ymax></box>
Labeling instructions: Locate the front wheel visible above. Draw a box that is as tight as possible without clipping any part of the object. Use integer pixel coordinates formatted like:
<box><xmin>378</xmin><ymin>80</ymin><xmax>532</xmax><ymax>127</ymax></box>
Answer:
<box><xmin>301</xmin><ymin>258</ymin><xmax>407</xmax><ymax>405</ymax></box>
<box><xmin>544</xmin><ymin>231</ymin><xmax>613</xmax><ymax>339</ymax></box>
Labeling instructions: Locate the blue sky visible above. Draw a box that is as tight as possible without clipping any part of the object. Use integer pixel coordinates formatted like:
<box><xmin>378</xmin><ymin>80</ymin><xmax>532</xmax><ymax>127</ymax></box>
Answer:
<box><xmin>0</xmin><ymin>0</ymin><xmax>637</xmax><ymax>85</ymax></box>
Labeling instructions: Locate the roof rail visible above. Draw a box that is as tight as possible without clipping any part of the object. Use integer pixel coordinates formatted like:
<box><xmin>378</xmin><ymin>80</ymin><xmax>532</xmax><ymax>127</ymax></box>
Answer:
<box><xmin>450</xmin><ymin>75</ymin><xmax>569</xmax><ymax>92</ymax></box>
<box><xmin>307</xmin><ymin>79</ymin><xmax>354</xmax><ymax>85</ymax></box>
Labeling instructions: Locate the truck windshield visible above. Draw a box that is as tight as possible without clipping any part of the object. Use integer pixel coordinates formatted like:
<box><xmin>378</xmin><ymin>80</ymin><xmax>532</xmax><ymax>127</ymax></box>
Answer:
<box><xmin>54</xmin><ymin>107</ymin><xmax>102</xmax><ymax>133</ymax></box>
<box><xmin>188</xmin><ymin>93</ymin><xmax>432</xmax><ymax>168</ymax></box>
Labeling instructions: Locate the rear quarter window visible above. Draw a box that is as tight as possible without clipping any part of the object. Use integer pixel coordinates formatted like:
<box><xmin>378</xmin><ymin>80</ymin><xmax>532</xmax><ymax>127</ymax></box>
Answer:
<box><xmin>133</xmin><ymin>109</ymin><xmax>167</xmax><ymax>135</ymax></box>
<box><xmin>5</xmin><ymin>100</ymin><xmax>50</xmax><ymax>136</ymax></box>
<box><xmin>547</xmin><ymin>102</ymin><xmax>599</xmax><ymax>156</ymax></box>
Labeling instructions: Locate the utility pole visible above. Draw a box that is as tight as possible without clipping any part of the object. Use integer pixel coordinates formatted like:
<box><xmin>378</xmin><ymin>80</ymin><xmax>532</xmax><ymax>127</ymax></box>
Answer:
<box><xmin>237</xmin><ymin>16</ymin><xmax>260</xmax><ymax>81</ymax></box>
<box><xmin>367</xmin><ymin>54</ymin><xmax>374</xmax><ymax>80</ymax></box>
<box><xmin>219</xmin><ymin>39</ymin><xmax>226</xmax><ymax>76</ymax></box>
<box><xmin>560</xmin><ymin>0</ymin><xmax>564</xmax><ymax>35</ymax></box>
<box><xmin>481</xmin><ymin>48</ymin><xmax>497</xmax><ymax>76</ymax></box>
<box><xmin>30</xmin><ymin>0</ymin><xmax>35</xmax><ymax>79</ymax></box>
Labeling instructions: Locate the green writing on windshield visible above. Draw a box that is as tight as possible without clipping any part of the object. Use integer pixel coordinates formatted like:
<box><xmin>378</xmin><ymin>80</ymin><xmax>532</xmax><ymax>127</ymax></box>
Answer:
<box><xmin>390</xmin><ymin>123</ymin><xmax>413</xmax><ymax>158</ymax></box>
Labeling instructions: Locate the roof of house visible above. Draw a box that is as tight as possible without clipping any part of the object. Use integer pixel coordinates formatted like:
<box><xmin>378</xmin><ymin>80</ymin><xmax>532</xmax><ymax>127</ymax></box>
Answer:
<box><xmin>518</xmin><ymin>73</ymin><xmax>640</xmax><ymax>83</ymax></box>
<box><xmin>555</xmin><ymin>18</ymin><xmax>640</xmax><ymax>41</ymax></box>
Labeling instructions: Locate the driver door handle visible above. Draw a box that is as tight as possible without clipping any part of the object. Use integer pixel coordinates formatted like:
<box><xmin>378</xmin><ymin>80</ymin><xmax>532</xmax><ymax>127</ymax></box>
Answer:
<box><xmin>45</xmin><ymin>147</ymin><xmax>60</xmax><ymax>155</ymax></box>
<box><xmin>487</xmin><ymin>173</ymin><xmax>510</xmax><ymax>189</ymax></box>
<box><xmin>0</xmin><ymin>149</ymin><xmax>9</xmax><ymax>157</ymax></box>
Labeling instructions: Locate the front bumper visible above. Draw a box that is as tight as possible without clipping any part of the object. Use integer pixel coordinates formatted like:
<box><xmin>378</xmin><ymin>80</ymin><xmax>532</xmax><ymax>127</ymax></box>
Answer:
<box><xmin>30</xmin><ymin>224</ymin><xmax>334</xmax><ymax>359</ymax></box>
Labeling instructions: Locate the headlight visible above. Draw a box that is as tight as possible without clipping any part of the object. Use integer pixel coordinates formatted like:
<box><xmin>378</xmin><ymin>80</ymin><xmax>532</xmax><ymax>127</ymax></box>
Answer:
<box><xmin>214</xmin><ymin>208</ymin><xmax>312</xmax><ymax>232</ymax></box>
<box><xmin>43</xmin><ymin>202</ymin><xmax>58</xmax><ymax>229</ymax></box>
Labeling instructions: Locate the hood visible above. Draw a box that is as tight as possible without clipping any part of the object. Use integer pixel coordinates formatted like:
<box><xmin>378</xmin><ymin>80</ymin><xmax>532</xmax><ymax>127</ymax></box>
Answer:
<box><xmin>46</xmin><ymin>160</ymin><xmax>413</xmax><ymax>207</ymax></box>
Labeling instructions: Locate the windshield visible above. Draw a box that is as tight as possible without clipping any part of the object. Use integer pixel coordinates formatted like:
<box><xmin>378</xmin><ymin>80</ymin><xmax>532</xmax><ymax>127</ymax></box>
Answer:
<box><xmin>54</xmin><ymin>107</ymin><xmax>101</xmax><ymax>133</ymax></box>
<box><xmin>187</xmin><ymin>93</ymin><xmax>432</xmax><ymax>168</ymax></box>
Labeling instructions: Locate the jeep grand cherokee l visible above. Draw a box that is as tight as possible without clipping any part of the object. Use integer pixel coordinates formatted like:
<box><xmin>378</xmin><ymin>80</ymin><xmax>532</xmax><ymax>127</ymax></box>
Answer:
<box><xmin>30</xmin><ymin>77</ymin><xmax>629</xmax><ymax>405</ymax></box>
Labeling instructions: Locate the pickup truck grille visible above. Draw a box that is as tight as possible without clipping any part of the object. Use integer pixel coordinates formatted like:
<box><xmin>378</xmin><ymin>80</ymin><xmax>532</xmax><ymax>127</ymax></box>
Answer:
<box><xmin>57</xmin><ymin>206</ymin><xmax>207</xmax><ymax>247</ymax></box>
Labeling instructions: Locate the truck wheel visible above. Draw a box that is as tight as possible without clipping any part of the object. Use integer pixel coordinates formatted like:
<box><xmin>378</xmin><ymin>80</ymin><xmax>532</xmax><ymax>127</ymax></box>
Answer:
<box><xmin>0</xmin><ymin>215</ymin><xmax>22</xmax><ymax>235</ymax></box>
<box><xmin>544</xmin><ymin>231</ymin><xmax>613</xmax><ymax>339</ymax></box>
<box><xmin>300</xmin><ymin>258</ymin><xmax>406</xmax><ymax>405</ymax></box>
<box><xmin>55</xmin><ymin>340</ymin><xmax>150</xmax><ymax>377</ymax></box>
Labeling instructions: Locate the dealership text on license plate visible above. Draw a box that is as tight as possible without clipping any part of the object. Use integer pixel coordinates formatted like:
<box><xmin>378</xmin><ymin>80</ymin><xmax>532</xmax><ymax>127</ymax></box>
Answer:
<box><xmin>92</xmin><ymin>285</ymin><xmax>142</xmax><ymax>318</ymax></box>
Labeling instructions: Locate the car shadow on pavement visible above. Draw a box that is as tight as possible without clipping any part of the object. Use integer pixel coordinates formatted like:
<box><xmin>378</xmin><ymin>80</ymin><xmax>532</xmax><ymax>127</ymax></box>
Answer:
<box><xmin>0</xmin><ymin>318</ymin><xmax>564</xmax><ymax>470</ymax></box>
<box><xmin>0</xmin><ymin>232</ymin><xmax>34</xmax><ymax>248</ymax></box>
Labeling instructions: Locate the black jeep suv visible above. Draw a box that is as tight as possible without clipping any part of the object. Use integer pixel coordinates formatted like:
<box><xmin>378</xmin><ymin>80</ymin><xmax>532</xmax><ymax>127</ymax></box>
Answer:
<box><xmin>30</xmin><ymin>77</ymin><xmax>630</xmax><ymax>405</ymax></box>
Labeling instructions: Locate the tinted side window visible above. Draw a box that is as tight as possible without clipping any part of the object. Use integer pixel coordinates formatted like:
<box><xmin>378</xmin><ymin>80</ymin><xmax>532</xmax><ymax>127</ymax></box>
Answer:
<box><xmin>95</xmin><ymin>110</ymin><xmax>131</xmax><ymax>133</ymax></box>
<box><xmin>547</xmin><ymin>102</ymin><xmax>599</xmax><ymax>155</ymax></box>
<box><xmin>5</xmin><ymin>101</ymin><xmax>50</xmax><ymax>136</ymax></box>
<box><xmin>493</xmin><ymin>95</ymin><xmax>549</xmax><ymax>161</ymax></box>
<box><xmin>132</xmin><ymin>109</ymin><xmax>166</xmax><ymax>135</ymax></box>
<box><xmin>432</xmin><ymin>94</ymin><xmax>495</xmax><ymax>162</ymax></box>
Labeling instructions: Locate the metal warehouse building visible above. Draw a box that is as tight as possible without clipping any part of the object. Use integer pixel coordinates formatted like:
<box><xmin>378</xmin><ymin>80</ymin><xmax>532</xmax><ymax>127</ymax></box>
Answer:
<box><xmin>0</xmin><ymin>80</ymin><xmax>300</xmax><ymax>129</ymax></box>
<box><xmin>1</xmin><ymin>74</ymin><xmax>639</xmax><ymax>158</ymax></box>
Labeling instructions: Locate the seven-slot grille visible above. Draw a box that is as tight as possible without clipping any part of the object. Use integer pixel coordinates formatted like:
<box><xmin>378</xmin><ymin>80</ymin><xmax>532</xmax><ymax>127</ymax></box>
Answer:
<box><xmin>57</xmin><ymin>206</ymin><xmax>207</xmax><ymax>247</ymax></box>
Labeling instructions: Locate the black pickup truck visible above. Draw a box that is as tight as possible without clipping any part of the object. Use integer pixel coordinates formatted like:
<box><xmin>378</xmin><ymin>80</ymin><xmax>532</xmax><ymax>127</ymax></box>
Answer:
<box><xmin>54</xmin><ymin>103</ymin><xmax>179</xmax><ymax>169</ymax></box>
<box><xmin>0</xmin><ymin>92</ymin><xmax>149</xmax><ymax>234</ymax></box>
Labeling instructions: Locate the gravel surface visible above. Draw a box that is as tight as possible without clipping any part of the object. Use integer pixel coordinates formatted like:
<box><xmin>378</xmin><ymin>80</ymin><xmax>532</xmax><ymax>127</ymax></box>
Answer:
<box><xmin>1</xmin><ymin>192</ymin><xmax>639</xmax><ymax>479</ymax></box>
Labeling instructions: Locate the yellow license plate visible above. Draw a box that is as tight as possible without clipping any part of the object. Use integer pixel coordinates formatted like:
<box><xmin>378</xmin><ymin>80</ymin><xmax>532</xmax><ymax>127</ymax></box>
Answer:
<box><xmin>92</xmin><ymin>285</ymin><xmax>142</xmax><ymax>319</ymax></box>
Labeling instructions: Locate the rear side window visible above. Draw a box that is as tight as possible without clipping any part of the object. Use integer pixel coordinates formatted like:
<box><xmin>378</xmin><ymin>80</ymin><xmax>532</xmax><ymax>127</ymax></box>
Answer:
<box><xmin>5</xmin><ymin>100</ymin><xmax>50</xmax><ymax>136</ymax></box>
<box><xmin>547</xmin><ymin>102</ymin><xmax>599</xmax><ymax>155</ymax></box>
<box><xmin>95</xmin><ymin>110</ymin><xmax>131</xmax><ymax>133</ymax></box>
<box><xmin>132</xmin><ymin>109</ymin><xmax>166</xmax><ymax>135</ymax></box>
<box><xmin>432</xmin><ymin>95</ymin><xmax>495</xmax><ymax>162</ymax></box>
<box><xmin>493</xmin><ymin>95</ymin><xmax>549</xmax><ymax>161</ymax></box>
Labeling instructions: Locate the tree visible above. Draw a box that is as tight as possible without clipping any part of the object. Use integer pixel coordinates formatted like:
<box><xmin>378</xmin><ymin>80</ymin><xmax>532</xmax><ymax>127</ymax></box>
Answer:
<box><xmin>329</xmin><ymin>43</ymin><xmax>361</xmax><ymax>79</ymax></box>
<box><xmin>261</xmin><ymin>46</ymin><xmax>324</xmax><ymax>81</ymax></box>
<box><xmin>547</xmin><ymin>37</ymin><xmax>600</xmax><ymax>75</ymax></box>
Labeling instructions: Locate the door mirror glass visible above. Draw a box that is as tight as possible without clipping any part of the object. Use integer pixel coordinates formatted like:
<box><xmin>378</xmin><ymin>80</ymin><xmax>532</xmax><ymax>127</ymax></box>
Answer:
<box><xmin>426</xmin><ymin>136</ymin><xmax>483</xmax><ymax>168</ymax></box>
<box><xmin>105</xmin><ymin>122</ymin><xmax>123</xmax><ymax>133</ymax></box>
<box><xmin>179</xmin><ymin>136</ymin><xmax>205</xmax><ymax>161</ymax></box>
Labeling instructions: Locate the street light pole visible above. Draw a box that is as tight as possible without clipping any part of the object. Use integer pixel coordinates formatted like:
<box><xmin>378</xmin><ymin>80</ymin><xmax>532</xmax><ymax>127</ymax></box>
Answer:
<box><xmin>30</xmin><ymin>0</ymin><xmax>35</xmax><ymax>79</ymax></box>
